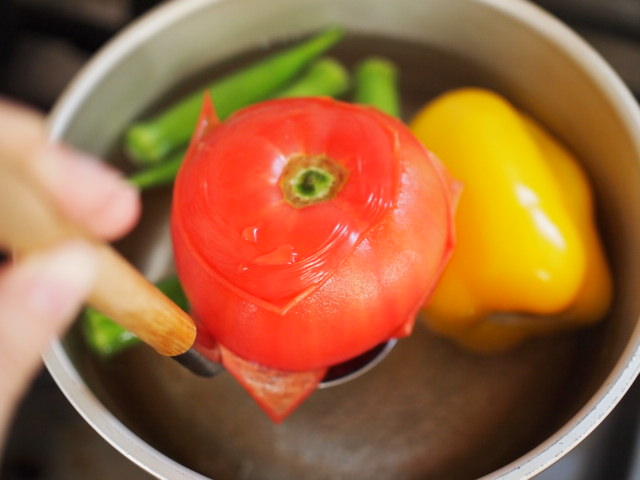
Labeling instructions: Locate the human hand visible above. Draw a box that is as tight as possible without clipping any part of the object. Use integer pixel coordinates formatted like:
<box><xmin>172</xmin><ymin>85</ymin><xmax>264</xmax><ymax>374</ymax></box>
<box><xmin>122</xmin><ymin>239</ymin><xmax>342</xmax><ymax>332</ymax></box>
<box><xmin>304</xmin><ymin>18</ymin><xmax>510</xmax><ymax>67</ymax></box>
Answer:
<box><xmin>0</xmin><ymin>99</ymin><xmax>140</xmax><ymax>449</ymax></box>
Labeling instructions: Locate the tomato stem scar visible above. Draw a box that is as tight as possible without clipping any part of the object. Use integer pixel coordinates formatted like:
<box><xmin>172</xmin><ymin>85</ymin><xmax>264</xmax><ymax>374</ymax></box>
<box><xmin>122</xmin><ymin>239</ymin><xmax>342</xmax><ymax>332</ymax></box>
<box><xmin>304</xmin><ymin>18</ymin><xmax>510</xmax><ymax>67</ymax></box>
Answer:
<box><xmin>279</xmin><ymin>155</ymin><xmax>348</xmax><ymax>208</ymax></box>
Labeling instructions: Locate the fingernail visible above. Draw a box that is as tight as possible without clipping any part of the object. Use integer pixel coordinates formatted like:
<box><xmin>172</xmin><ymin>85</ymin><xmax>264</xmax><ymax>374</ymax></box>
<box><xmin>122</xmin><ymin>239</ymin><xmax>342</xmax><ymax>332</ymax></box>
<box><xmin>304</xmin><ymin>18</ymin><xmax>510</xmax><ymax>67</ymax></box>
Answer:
<box><xmin>88</xmin><ymin>179</ymin><xmax>141</xmax><ymax>239</ymax></box>
<box><xmin>22</xmin><ymin>241</ymin><xmax>97</xmax><ymax>323</ymax></box>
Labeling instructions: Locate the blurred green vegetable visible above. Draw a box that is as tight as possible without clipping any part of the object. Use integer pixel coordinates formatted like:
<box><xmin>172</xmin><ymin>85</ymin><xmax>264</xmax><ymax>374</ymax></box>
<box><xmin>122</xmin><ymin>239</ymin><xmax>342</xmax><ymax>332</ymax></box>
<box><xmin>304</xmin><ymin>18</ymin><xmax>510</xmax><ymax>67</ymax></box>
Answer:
<box><xmin>274</xmin><ymin>57</ymin><xmax>349</xmax><ymax>99</ymax></box>
<box><xmin>125</xmin><ymin>27</ymin><xmax>345</xmax><ymax>165</ymax></box>
<box><xmin>129</xmin><ymin>148</ymin><xmax>186</xmax><ymax>190</ymax></box>
<box><xmin>129</xmin><ymin>56</ymin><xmax>350</xmax><ymax>190</ymax></box>
<box><xmin>354</xmin><ymin>56</ymin><xmax>401</xmax><ymax>118</ymax></box>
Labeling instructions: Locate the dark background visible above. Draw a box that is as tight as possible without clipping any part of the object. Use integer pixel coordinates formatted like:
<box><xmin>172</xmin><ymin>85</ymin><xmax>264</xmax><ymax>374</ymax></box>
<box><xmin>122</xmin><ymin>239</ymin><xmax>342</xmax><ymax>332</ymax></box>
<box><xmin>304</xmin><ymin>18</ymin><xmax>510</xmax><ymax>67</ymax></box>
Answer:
<box><xmin>0</xmin><ymin>0</ymin><xmax>639</xmax><ymax>478</ymax></box>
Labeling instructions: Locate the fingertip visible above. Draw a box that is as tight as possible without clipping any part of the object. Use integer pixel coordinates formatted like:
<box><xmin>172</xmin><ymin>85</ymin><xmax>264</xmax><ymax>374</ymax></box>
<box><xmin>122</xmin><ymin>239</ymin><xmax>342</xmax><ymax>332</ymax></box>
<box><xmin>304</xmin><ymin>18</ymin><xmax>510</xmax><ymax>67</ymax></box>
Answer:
<box><xmin>89</xmin><ymin>179</ymin><xmax>142</xmax><ymax>241</ymax></box>
<box><xmin>36</xmin><ymin>144</ymin><xmax>141</xmax><ymax>240</ymax></box>
<box><xmin>0</xmin><ymin>240</ymin><xmax>97</xmax><ymax>407</ymax></box>
<box><xmin>12</xmin><ymin>240</ymin><xmax>97</xmax><ymax>326</ymax></box>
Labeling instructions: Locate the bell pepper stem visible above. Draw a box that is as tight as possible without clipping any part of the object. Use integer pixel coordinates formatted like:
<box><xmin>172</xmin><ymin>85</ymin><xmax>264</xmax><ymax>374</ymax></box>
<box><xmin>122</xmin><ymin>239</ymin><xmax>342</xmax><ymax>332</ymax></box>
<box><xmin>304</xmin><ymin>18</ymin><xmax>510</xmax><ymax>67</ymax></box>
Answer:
<box><xmin>125</xmin><ymin>27</ymin><xmax>345</xmax><ymax>165</ymax></box>
<box><xmin>354</xmin><ymin>56</ymin><xmax>401</xmax><ymax>118</ymax></box>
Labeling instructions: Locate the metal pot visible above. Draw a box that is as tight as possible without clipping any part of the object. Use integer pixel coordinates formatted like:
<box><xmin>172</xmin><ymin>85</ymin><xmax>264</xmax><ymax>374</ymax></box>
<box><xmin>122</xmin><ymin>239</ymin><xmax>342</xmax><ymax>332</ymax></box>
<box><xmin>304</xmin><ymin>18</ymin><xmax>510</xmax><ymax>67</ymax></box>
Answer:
<box><xmin>44</xmin><ymin>0</ymin><xmax>640</xmax><ymax>478</ymax></box>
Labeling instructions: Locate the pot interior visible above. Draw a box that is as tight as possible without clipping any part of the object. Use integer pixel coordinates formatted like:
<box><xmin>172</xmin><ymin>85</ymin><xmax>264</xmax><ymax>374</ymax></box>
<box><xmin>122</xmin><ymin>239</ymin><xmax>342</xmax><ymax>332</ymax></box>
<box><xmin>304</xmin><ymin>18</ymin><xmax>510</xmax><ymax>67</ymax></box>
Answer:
<box><xmin>52</xmin><ymin>1</ymin><xmax>640</xmax><ymax>479</ymax></box>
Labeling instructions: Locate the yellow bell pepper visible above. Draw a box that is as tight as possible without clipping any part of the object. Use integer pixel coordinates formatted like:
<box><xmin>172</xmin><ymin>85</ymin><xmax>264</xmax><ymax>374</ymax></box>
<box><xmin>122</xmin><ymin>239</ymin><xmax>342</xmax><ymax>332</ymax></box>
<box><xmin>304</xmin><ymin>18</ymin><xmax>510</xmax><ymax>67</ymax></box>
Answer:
<box><xmin>410</xmin><ymin>88</ymin><xmax>612</xmax><ymax>353</ymax></box>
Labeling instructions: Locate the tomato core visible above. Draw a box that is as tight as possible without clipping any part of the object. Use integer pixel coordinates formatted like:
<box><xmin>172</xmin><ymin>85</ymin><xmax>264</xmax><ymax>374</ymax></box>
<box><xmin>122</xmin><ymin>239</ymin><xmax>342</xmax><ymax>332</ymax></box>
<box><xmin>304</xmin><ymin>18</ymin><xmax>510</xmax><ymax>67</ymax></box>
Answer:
<box><xmin>279</xmin><ymin>154</ymin><xmax>348</xmax><ymax>208</ymax></box>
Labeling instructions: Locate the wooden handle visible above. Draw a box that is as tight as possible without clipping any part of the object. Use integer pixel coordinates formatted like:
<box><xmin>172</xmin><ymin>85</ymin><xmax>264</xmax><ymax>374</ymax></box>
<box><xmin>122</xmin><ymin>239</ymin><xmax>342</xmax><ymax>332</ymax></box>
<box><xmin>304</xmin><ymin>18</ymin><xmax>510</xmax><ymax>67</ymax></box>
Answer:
<box><xmin>0</xmin><ymin>149</ymin><xmax>196</xmax><ymax>357</ymax></box>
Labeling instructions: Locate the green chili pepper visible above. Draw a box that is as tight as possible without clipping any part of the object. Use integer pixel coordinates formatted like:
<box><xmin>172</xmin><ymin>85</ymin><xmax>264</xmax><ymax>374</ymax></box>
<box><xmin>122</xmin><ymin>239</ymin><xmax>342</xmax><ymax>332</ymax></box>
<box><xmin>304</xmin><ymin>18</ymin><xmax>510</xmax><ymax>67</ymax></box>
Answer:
<box><xmin>128</xmin><ymin>148</ymin><xmax>186</xmax><ymax>190</ymax></box>
<box><xmin>274</xmin><ymin>57</ymin><xmax>349</xmax><ymax>99</ymax></box>
<box><xmin>83</xmin><ymin>275</ymin><xmax>188</xmax><ymax>357</ymax></box>
<box><xmin>125</xmin><ymin>27</ymin><xmax>345</xmax><ymax>165</ymax></box>
<box><xmin>83</xmin><ymin>309</ymin><xmax>140</xmax><ymax>358</ymax></box>
<box><xmin>129</xmin><ymin>56</ymin><xmax>350</xmax><ymax>190</ymax></box>
<box><xmin>353</xmin><ymin>57</ymin><xmax>401</xmax><ymax>118</ymax></box>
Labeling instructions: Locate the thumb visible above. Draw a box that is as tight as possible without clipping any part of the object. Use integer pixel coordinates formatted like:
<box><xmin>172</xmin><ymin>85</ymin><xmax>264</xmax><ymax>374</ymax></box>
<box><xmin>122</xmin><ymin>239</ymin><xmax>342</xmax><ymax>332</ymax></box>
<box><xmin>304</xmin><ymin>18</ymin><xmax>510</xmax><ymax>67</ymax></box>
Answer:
<box><xmin>0</xmin><ymin>241</ymin><xmax>96</xmax><ymax>430</ymax></box>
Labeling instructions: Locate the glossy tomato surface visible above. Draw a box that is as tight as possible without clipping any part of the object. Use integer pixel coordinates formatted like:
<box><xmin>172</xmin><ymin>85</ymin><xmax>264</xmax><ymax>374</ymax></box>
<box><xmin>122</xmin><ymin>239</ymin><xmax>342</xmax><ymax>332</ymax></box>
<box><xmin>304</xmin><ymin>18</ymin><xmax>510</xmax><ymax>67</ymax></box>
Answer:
<box><xmin>172</xmin><ymin>97</ymin><xmax>457</xmax><ymax>371</ymax></box>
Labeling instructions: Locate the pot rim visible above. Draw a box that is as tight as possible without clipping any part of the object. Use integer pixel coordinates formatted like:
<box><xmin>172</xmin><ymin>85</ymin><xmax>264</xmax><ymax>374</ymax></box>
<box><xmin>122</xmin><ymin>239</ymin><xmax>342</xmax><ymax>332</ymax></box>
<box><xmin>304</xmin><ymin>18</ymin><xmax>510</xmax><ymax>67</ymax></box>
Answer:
<box><xmin>44</xmin><ymin>0</ymin><xmax>640</xmax><ymax>479</ymax></box>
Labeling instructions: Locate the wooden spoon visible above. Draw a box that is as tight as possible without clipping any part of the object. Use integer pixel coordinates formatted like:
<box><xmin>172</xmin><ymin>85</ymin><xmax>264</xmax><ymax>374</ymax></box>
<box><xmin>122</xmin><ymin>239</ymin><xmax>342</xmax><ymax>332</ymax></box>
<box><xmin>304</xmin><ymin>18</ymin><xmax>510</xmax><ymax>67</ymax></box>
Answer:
<box><xmin>0</xmin><ymin>132</ymin><xmax>224</xmax><ymax>375</ymax></box>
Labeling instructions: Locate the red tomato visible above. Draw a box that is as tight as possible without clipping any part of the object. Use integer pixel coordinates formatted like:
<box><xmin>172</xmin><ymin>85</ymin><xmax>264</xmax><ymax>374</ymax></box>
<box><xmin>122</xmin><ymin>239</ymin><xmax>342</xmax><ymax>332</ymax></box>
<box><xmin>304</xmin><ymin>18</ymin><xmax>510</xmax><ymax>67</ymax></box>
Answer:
<box><xmin>172</xmin><ymin>96</ymin><xmax>457</xmax><ymax>413</ymax></box>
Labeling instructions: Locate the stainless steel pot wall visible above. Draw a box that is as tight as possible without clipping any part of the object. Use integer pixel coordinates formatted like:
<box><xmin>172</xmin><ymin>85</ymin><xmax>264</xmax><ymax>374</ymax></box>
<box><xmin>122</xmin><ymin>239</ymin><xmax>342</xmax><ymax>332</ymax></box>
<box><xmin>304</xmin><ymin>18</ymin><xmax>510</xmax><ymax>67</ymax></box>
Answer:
<box><xmin>45</xmin><ymin>0</ymin><xmax>640</xmax><ymax>479</ymax></box>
